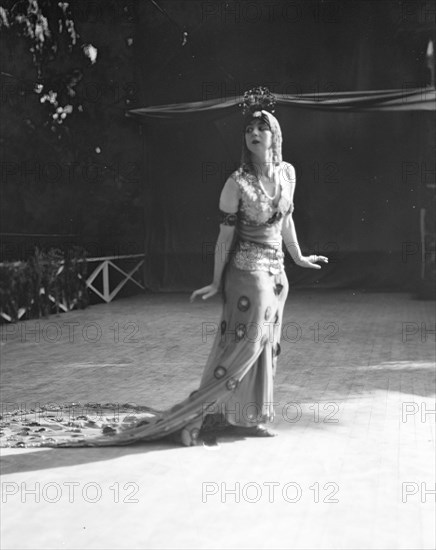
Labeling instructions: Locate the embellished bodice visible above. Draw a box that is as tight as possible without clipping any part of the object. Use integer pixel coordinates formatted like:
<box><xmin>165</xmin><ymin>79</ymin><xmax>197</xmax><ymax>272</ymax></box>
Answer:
<box><xmin>229</xmin><ymin>164</ymin><xmax>294</xmax><ymax>274</ymax></box>
<box><xmin>234</xmin><ymin>166</ymin><xmax>293</xmax><ymax>229</ymax></box>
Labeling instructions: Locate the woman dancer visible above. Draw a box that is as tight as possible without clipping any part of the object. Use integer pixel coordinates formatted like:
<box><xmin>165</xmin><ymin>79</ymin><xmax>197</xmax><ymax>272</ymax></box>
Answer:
<box><xmin>0</xmin><ymin>87</ymin><xmax>327</xmax><ymax>448</ymax></box>
<box><xmin>184</xmin><ymin>87</ymin><xmax>328</xmax><ymax>444</ymax></box>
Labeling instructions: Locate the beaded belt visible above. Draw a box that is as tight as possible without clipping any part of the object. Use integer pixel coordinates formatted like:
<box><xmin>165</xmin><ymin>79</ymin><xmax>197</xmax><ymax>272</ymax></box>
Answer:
<box><xmin>233</xmin><ymin>240</ymin><xmax>284</xmax><ymax>275</ymax></box>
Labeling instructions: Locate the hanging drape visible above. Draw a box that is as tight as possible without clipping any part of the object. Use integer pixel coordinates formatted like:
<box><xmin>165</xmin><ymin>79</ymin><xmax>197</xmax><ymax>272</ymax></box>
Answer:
<box><xmin>131</xmin><ymin>87</ymin><xmax>434</xmax><ymax>292</ymax></box>
<box><xmin>128</xmin><ymin>88</ymin><xmax>435</xmax><ymax>119</ymax></box>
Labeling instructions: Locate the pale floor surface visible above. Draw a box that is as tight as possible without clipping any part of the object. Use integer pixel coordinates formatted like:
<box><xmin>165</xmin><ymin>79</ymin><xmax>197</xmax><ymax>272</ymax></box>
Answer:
<box><xmin>0</xmin><ymin>290</ymin><xmax>435</xmax><ymax>550</ymax></box>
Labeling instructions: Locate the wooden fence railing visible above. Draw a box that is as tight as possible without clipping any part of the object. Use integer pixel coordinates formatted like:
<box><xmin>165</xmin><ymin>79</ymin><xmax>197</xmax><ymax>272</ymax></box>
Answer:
<box><xmin>0</xmin><ymin>254</ymin><xmax>145</xmax><ymax>322</ymax></box>
<box><xmin>85</xmin><ymin>254</ymin><xmax>145</xmax><ymax>303</ymax></box>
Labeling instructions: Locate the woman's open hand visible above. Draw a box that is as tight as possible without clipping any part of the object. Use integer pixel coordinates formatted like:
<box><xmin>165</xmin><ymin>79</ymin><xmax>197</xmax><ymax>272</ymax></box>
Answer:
<box><xmin>190</xmin><ymin>283</ymin><xmax>219</xmax><ymax>302</ymax></box>
<box><xmin>295</xmin><ymin>255</ymin><xmax>329</xmax><ymax>269</ymax></box>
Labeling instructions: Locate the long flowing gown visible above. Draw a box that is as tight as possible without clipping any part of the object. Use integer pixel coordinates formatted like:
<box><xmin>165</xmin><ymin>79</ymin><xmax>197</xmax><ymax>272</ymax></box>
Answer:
<box><xmin>0</xmin><ymin>164</ymin><xmax>293</xmax><ymax>447</ymax></box>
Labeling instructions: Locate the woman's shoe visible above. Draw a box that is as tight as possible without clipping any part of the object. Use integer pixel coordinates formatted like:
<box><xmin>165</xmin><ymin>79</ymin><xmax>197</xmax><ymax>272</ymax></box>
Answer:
<box><xmin>180</xmin><ymin>427</ymin><xmax>202</xmax><ymax>447</ymax></box>
<box><xmin>247</xmin><ymin>425</ymin><xmax>278</xmax><ymax>437</ymax></box>
<box><xmin>201</xmin><ymin>432</ymin><xmax>219</xmax><ymax>447</ymax></box>
<box><xmin>170</xmin><ymin>427</ymin><xmax>201</xmax><ymax>447</ymax></box>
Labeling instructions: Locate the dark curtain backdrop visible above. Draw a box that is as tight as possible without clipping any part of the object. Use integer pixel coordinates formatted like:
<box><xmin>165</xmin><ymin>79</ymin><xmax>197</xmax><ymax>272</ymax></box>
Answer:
<box><xmin>135</xmin><ymin>0</ymin><xmax>434</xmax><ymax>292</ymax></box>
<box><xmin>141</xmin><ymin>107</ymin><xmax>430</xmax><ymax>291</ymax></box>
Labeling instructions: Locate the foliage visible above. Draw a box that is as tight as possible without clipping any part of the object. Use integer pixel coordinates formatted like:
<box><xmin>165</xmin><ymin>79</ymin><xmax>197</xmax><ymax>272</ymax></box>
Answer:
<box><xmin>0</xmin><ymin>246</ymin><xmax>89</xmax><ymax>322</ymax></box>
<box><xmin>0</xmin><ymin>0</ymin><xmax>85</xmax><ymax>126</ymax></box>
<box><xmin>0</xmin><ymin>0</ymin><xmax>144</xmax><ymax>258</ymax></box>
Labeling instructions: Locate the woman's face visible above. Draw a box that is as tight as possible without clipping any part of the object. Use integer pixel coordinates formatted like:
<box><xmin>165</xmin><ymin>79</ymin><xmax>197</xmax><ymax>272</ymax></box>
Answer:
<box><xmin>245</xmin><ymin>118</ymin><xmax>273</xmax><ymax>156</ymax></box>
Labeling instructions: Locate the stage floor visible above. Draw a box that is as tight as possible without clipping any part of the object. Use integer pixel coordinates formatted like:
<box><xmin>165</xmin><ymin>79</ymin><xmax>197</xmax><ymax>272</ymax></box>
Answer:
<box><xmin>1</xmin><ymin>290</ymin><xmax>435</xmax><ymax>549</ymax></box>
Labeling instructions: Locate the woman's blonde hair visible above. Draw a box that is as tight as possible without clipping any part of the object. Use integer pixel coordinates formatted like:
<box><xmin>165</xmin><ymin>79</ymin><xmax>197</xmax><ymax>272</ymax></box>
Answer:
<box><xmin>240</xmin><ymin>110</ymin><xmax>283</xmax><ymax>173</ymax></box>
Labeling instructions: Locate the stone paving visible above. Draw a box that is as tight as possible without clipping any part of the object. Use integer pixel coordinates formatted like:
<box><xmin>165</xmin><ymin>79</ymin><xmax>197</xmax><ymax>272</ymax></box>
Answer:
<box><xmin>0</xmin><ymin>290</ymin><xmax>435</xmax><ymax>549</ymax></box>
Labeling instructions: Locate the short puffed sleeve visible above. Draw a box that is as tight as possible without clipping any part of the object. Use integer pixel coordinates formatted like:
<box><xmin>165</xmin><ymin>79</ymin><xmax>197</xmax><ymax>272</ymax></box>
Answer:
<box><xmin>219</xmin><ymin>175</ymin><xmax>240</xmax><ymax>213</ymax></box>
<box><xmin>284</xmin><ymin>162</ymin><xmax>296</xmax><ymax>214</ymax></box>
<box><xmin>218</xmin><ymin>176</ymin><xmax>240</xmax><ymax>226</ymax></box>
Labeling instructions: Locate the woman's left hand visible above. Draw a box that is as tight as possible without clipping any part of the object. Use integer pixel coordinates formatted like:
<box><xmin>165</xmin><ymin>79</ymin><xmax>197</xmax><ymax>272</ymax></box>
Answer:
<box><xmin>295</xmin><ymin>255</ymin><xmax>329</xmax><ymax>269</ymax></box>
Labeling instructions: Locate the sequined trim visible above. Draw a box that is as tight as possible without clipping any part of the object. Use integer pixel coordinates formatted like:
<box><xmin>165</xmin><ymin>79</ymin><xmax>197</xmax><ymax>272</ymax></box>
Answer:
<box><xmin>233</xmin><ymin>240</ymin><xmax>284</xmax><ymax>275</ymax></box>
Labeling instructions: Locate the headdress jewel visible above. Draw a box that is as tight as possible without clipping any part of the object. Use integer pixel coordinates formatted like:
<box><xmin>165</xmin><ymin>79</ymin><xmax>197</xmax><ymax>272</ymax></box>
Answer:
<box><xmin>239</xmin><ymin>86</ymin><xmax>277</xmax><ymax>118</ymax></box>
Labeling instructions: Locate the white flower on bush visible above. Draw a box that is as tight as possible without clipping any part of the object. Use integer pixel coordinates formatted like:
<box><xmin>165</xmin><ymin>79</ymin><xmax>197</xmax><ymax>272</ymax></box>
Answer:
<box><xmin>83</xmin><ymin>44</ymin><xmax>98</xmax><ymax>64</ymax></box>
<box><xmin>40</xmin><ymin>91</ymin><xmax>73</xmax><ymax>123</ymax></box>
<box><xmin>40</xmin><ymin>90</ymin><xmax>58</xmax><ymax>104</ymax></box>
<box><xmin>0</xmin><ymin>6</ymin><xmax>9</xmax><ymax>28</ymax></box>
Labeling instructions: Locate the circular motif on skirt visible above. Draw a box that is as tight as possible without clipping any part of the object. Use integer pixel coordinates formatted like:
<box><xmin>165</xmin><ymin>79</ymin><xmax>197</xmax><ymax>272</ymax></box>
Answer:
<box><xmin>235</xmin><ymin>323</ymin><xmax>246</xmax><ymax>341</ymax></box>
<box><xmin>226</xmin><ymin>377</ymin><xmax>237</xmax><ymax>391</ymax></box>
<box><xmin>220</xmin><ymin>320</ymin><xmax>227</xmax><ymax>335</ymax></box>
<box><xmin>214</xmin><ymin>365</ymin><xmax>227</xmax><ymax>379</ymax></box>
<box><xmin>264</xmin><ymin>306</ymin><xmax>271</xmax><ymax>320</ymax></box>
<box><xmin>237</xmin><ymin>296</ymin><xmax>250</xmax><ymax>312</ymax></box>
<box><xmin>204</xmin><ymin>402</ymin><xmax>217</xmax><ymax>413</ymax></box>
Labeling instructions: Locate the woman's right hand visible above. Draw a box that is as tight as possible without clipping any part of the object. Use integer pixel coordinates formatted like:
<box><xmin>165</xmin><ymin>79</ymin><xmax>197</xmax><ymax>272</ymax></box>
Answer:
<box><xmin>190</xmin><ymin>283</ymin><xmax>219</xmax><ymax>302</ymax></box>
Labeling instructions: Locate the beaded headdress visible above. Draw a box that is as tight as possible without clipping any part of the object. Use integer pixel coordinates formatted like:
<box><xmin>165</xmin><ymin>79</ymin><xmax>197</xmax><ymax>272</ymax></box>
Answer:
<box><xmin>240</xmin><ymin>86</ymin><xmax>276</xmax><ymax>117</ymax></box>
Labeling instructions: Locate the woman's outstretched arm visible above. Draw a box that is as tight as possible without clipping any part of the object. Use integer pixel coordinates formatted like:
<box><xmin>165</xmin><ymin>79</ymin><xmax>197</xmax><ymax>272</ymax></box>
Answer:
<box><xmin>191</xmin><ymin>177</ymin><xmax>239</xmax><ymax>301</ymax></box>
<box><xmin>190</xmin><ymin>224</ymin><xmax>236</xmax><ymax>301</ymax></box>
<box><xmin>282</xmin><ymin>211</ymin><xmax>304</xmax><ymax>264</ymax></box>
<box><xmin>281</xmin><ymin>163</ymin><xmax>328</xmax><ymax>269</ymax></box>
<box><xmin>282</xmin><ymin>213</ymin><xmax>326</xmax><ymax>269</ymax></box>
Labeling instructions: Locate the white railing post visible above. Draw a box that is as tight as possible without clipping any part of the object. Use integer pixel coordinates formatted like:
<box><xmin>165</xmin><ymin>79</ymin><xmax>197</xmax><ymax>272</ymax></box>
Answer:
<box><xmin>103</xmin><ymin>260</ymin><xmax>110</xmax><ymax>302</ymax></box>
